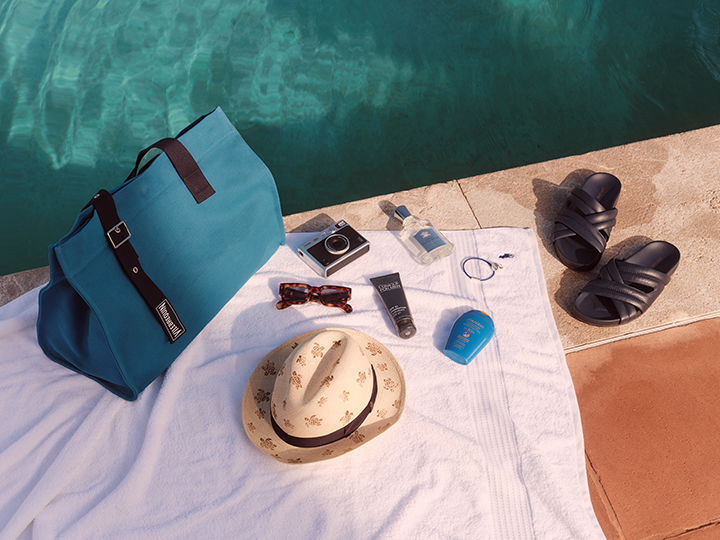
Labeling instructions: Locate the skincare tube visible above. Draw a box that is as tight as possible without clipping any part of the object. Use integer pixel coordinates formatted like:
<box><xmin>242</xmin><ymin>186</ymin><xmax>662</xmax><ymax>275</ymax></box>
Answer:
<box><xmin>370</xmin><ymin>273</ymin><xmax>416</xmax><ymax>339</ymax></box>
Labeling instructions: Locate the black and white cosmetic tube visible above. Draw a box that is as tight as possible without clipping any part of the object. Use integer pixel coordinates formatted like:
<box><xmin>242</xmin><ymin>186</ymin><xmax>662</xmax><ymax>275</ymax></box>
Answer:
<box><xmin>370</xmin><ymin>272</ymin><xmax>416</xmax><ymax>339</ymax></box>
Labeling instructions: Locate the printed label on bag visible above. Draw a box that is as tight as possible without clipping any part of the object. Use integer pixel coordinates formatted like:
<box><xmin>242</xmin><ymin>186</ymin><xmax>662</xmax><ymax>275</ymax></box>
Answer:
<box><xmin>155</xmin><ymin>299</ymin><xmax>186</xmax><ymax>343</ymax></box>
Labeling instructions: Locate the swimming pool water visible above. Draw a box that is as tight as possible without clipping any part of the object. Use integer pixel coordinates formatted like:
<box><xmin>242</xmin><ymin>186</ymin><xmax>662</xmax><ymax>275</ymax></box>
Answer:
<box><xmin>1</xmin><ymin>0</ymin><xmax>719</xmax><ymax>274</ymax></box>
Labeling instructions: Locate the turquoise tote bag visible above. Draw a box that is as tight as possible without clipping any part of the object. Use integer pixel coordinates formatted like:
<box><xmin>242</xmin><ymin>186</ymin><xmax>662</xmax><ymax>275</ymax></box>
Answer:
<box><xmin>37</xmin><ymin>107</ymin><xmax>285</xmax><ymax>400</ymax></box>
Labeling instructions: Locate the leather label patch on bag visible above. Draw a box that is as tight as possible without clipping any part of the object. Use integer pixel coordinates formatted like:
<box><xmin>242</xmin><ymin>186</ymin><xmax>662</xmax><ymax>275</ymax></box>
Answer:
<box><xmin>155</xmin><ymin>299</ymin><xmax>186</xmax><ymax>343</ymax></box>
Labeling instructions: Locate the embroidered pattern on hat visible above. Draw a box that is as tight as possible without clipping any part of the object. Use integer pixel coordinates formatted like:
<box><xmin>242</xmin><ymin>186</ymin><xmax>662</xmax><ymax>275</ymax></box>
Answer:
<box><xmin>260</xmin><ymin>438</ymin><xmax>276</xmax><ymax>450</ymax></box>
<box><xmin>384</xmin><ymin>378</ymin><xmax>399</xmax><ymax>392</ymax></box>
<box><xmin>262</xmin><ymin>358</ymin><xmax>276</xmax><ymax>376</ymax></box>
<box><xmin>254</xmin><ymin>389</ymin><xmax>270</xmax><ymax>404</ymax></box>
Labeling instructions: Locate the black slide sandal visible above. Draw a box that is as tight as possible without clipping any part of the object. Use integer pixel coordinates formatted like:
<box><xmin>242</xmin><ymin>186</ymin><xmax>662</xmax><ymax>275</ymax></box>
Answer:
<box><xmin>573</xmin><ymin>240</ymin><xmax>681</xmax><ymax>326</ymax></box>
<box><xmin>552</xmin><ymin>173</ymin><xmax>622</xmax><ymax>271</ymax></box>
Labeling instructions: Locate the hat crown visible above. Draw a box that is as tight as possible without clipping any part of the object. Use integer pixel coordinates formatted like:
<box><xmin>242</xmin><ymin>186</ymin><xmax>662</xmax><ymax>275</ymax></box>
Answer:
<box><xmin>271</xmin><ymin>331</ymin><xmax>374</xmax><ymax>439</ymax></box>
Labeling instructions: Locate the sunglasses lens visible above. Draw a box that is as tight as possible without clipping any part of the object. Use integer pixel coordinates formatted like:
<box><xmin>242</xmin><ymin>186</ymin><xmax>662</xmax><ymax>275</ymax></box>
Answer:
<box><xmin>319</xmin><ymin>288</ymin><xmax>349</xmax><ymax>303</ymax></box>
<box><xmin>284</xmin><ymin>286</ymin><xmax>310</xmax><ymax>299</ymax></box>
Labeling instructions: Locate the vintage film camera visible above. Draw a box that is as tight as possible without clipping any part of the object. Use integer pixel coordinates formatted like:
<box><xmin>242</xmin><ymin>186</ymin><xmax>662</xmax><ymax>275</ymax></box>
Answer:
<box><xmin>297</xmin><ymin>220</ymin><xmax>370</xmax><ymax>277</ymax></box>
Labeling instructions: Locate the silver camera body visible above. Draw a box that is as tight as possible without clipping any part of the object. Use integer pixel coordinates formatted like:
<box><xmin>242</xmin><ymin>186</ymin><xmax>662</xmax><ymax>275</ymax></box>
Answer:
<box><xmin>297</xmin><ymin>220</ymin><xmax>370</xmax><ymax>277</ymax></box>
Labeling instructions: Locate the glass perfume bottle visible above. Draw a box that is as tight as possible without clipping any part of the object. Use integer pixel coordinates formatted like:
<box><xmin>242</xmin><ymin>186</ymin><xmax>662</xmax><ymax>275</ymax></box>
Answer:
<box><xmin>394</xmin><ymin>205</ymin><xmax>454</xmax><ymax>265</ymax></box>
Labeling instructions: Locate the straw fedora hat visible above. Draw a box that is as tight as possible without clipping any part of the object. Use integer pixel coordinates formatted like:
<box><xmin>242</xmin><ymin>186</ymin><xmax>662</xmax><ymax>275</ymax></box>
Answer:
<box><xmin>242</xmin><ymin>328</ymin><xmax>406</xmax><ymax>464</ymax></box>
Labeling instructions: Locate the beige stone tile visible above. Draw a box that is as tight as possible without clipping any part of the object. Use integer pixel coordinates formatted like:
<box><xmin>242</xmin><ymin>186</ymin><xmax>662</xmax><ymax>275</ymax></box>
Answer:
<box><xmin>0</xmin><ymin>267</ymin><xmax>49</xmax><ymax>307</ymax></box>
<box><xmin>459</xmin><ymin>124</ymin><xmax>720</xmax><ymax>350</ymax></box>
<box><xmin>282</xmin><ymin>180</ymin><xmax>478</xmax><ymax>232</ymax></box>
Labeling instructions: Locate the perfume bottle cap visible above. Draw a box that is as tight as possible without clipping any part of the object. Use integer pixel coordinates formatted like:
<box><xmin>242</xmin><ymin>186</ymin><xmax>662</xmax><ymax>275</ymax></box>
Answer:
<box><xmin>396</xmin><ymin>317</ymin><xmax>417</xmax><ymax>339</ymax></box>
<box><xmin>394</xmin><ymin>205</ymin><xmax>412</xmax><ymax>221</ymax></box>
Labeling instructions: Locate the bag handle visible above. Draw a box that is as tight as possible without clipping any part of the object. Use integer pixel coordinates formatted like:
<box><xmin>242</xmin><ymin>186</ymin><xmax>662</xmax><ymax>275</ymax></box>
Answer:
<box><xmin>90</xmin><ymin>189</ymin><xmax>186</xmax><ymax>344</ymax></box>
<box><xmin>126</xmin><ymin>138</ymin><xmax>215</xmax><ymax>204</ymax></box>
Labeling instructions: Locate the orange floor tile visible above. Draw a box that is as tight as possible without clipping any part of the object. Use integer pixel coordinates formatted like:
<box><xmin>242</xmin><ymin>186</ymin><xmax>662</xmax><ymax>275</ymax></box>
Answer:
<box><xmin>567</xmin><ymin>317</ymin><xmax>720</xmax><ymax>540</ymax></box>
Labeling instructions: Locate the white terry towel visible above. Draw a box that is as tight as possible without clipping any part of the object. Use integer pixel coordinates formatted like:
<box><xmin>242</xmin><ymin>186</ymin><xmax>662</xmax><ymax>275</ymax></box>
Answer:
<box><xmin>0</xmin><ymin>228</ymin><xmax>604</xmax><ymax>540</ymax></box>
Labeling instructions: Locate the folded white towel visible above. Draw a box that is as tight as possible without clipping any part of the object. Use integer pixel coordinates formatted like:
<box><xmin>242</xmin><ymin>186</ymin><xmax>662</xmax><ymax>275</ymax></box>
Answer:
<box><xmin>0</xmin><ymin>228</ymin><xmax>603</xmax><ymax>540</ymax></box>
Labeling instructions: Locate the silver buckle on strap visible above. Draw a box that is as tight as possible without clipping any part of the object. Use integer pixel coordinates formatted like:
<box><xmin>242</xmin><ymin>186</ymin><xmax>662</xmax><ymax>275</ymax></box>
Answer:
<box><xmin>107</xmin><ymin>221</ymin><xmax>131</xmax><ymax>249</ymax></box>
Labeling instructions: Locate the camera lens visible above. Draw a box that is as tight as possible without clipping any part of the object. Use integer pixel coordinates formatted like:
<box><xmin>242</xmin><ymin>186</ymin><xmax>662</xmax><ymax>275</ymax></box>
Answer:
<box><xmin>325</xmin><ymin>234</ymin><xmax>349</xmax><ymax>255</ymax></box>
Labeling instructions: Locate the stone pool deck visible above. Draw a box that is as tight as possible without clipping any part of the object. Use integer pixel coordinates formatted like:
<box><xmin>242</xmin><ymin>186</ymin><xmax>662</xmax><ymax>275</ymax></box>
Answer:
<box><xmin>2</xmin><ymin>124</ymin><xmax>720</xmax><ymax>539</ymax></box>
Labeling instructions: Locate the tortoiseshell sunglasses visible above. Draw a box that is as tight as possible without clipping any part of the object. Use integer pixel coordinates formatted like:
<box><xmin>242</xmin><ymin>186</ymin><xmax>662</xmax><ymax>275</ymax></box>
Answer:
<box><xmin>276</xmin><ymin>283</ymin><xmax>352</xmax><ymax>313</ymax></box>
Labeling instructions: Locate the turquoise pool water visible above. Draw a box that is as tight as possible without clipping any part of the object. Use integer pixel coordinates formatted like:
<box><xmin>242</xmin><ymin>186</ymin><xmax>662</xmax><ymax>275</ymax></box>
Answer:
<box><xmin>1</xmin><ymin>0</ymin><xmax>720</xmax><ymax>274</ymax></box>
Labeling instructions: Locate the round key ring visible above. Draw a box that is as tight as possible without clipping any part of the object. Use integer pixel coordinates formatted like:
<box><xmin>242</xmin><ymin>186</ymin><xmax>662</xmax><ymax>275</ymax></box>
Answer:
<box><xmin>462</xmin><ymin>257</ymin><xmax>503</xmax><ymax>281</ymax></box>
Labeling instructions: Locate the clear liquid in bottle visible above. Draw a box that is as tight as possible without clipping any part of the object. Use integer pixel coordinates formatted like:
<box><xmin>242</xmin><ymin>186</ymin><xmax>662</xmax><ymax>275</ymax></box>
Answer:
<box><xmin>395</xmin><ymin>205</ymin><xmax>454</xmax><ymax>265</ymax></box>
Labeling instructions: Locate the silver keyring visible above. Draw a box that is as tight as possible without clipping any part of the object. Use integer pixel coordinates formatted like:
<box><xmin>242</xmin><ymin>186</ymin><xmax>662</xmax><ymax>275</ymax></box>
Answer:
<box><xmin>462</xmin><ymin>257</ymin><xmax>502</xmax><ymax>281</ymax></box>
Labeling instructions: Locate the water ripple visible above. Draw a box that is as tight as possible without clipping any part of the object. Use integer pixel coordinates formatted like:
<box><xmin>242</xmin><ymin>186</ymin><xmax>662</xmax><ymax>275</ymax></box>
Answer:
<box><xmin>691</xmin><ymin>0</ymin><xmax>720</xmax><ymax>82</ymax></box>
<box><xmin>1</xmin><ymin>0</ymin><xmax>720</xmax><ymax>273</ymax></box>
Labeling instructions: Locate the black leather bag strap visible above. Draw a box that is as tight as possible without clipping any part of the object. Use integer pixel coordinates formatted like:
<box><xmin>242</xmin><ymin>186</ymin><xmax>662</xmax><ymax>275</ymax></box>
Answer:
<box><xmin>89</xmin><ymin>189</ymin><xmax>186</xmax><ymax>343</ymax></box>
<box><xmin>125</xmin><ymin>138</ymin><xmax>215</xmax><ymax>204</ymax></box>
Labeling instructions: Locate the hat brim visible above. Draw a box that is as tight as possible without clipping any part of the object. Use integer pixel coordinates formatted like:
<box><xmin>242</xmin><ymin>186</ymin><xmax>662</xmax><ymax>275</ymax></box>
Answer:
<box><xmin>242</xmin><ymin>328</ymin><xmax>406</xmax><ymax>464</ymax></box>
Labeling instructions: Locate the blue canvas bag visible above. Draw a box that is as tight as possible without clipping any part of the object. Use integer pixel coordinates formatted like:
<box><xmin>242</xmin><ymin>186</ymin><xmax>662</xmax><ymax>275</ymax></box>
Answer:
<box><xmin>37</xmin><ymin>107</ymin><xmax>285</xmax><ymax>400</ymax></box>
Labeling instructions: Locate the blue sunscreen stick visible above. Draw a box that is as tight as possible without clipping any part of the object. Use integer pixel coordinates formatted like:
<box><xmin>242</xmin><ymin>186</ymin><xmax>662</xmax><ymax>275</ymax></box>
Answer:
<box><xmin>443</xmin><ymin>310</ymin><xmax>495</xmax><ymax>365</ymax></box>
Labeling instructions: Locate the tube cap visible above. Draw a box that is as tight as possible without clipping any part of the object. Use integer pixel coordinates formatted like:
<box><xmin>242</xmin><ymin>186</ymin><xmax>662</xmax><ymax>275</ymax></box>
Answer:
<box><xmin>396</xmin><ymin>317</ymin><xmax>417</xmax><ymax>339</ymax></box>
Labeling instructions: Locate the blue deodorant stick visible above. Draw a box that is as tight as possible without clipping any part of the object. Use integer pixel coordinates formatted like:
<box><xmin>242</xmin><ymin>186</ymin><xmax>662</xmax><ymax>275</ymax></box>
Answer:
<box><xmin>443</xmin><ymin>309</ymin><xmax>495</xmax><ymax>365</ymax></box>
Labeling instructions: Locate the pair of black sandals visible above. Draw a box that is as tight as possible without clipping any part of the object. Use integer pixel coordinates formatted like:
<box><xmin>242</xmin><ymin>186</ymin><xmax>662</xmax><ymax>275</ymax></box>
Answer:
<box><xmin>552</xmin><ymin>173</ymin><xmax>681</xmax><ymax>327</ymax></box>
